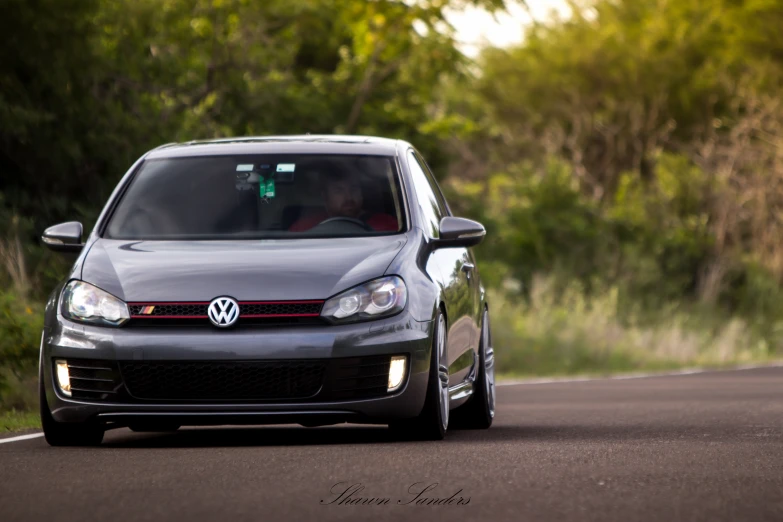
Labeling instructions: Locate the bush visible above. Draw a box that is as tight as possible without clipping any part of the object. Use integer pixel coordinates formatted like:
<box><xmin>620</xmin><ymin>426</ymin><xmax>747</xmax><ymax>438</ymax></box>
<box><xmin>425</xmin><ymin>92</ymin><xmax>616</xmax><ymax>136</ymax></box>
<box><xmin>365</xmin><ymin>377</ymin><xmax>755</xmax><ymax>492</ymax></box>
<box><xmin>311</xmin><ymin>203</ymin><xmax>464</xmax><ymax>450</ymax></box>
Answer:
<box><xmin>0</xmin><ymin>290</ymin><xmax>43</xmax><ymax>407</ymax></box>
<box><xmin>450</xmin><ymin>152</ymin><xmax>783</xmax><ymax>342</ymax></box>
<box><xmin>451</xmin><ymin>158</ymin><xmax>612</xmax><ymax>292</ymax></box>
<box><xmin>491</xmin><ymin>277</ymin><xmax>774</xmax><ymax>378</ymax></box>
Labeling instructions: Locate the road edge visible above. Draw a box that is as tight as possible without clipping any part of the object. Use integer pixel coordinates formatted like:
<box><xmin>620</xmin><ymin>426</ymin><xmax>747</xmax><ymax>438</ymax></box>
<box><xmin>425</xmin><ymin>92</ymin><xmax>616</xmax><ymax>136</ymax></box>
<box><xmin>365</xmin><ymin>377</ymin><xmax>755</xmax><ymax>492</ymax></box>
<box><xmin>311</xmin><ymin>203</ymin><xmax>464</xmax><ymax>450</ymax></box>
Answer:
<box><xmin>0</xmin><ymin>432</ymin><xmax>44</xmax><ymax>444</ymax></box>
<box><xmin>497</xmin><ymin>361</ymin><xmax>783</xmax><ymax>386</ymax></box>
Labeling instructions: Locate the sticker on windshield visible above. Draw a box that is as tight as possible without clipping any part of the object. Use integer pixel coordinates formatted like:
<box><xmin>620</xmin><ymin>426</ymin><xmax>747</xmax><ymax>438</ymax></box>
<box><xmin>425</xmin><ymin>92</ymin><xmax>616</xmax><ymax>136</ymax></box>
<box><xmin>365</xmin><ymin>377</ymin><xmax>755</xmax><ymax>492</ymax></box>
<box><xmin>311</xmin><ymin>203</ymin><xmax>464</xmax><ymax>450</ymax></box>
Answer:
<box><xmin>258</xmin><ymin>178</ymin><xmax>276</xmax><ymax>200</ymax></box>
<box><xmin>276</xmin><ymin>163</ymin><xmax>295</xmax><ymax>173</ymax></box>
<box><xmin>264</xmin><ymin>178</ymin><xmax>276</xmax><ymax>198</ymax></box>
<box><xmin>236</xmin><ymin>164</ymin><xmax>255</xmax><ymax>172</ymax></box>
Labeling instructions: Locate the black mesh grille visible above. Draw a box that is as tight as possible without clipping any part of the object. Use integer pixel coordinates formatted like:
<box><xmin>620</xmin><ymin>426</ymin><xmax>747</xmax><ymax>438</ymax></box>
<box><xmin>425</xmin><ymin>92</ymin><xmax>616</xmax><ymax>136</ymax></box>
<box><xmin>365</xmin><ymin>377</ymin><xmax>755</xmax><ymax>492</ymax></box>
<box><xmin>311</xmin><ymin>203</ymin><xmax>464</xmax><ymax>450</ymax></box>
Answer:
<box><xmin>327</xmin><ymin>355</ymin><xmax>393</xmax><ymax>400</ymax></box>
<box><xmin>129</xmin><ymin>304</ymin><xmax>208</xmax><ymax>317</ymax></box>
<box><xmin>241</xmin><ymin>302</ymin><xmax>322</xmax><ymax>316</ymax></box>
<box><xmin>129</xmin><ymin>301</ymin><xmax>323</xmax><ymax>318</ymax></box>
<box><xmin>120</xmin><ymin>360</ymin><xmax>326</xmax><ymax>401</ymax></box>
<box><xmin>127</xmin><ymin>316</ymin><xmax>325</xmax><ymax>327</ymax></box>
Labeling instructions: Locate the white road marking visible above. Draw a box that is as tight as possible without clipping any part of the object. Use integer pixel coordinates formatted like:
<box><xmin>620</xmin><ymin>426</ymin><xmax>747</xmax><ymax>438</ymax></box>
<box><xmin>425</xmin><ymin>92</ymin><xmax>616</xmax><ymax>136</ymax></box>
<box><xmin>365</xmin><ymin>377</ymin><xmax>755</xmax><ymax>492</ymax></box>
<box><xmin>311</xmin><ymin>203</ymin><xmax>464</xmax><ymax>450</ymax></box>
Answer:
<box><xmin>497</xmin><ymin>362</ymin><xmax>783</xmax><ymax>386</ymax></box>
<box><xmin>0</xmin><ymin>432</ymin><xmax>44</xmax><ymax>444</ymax></box>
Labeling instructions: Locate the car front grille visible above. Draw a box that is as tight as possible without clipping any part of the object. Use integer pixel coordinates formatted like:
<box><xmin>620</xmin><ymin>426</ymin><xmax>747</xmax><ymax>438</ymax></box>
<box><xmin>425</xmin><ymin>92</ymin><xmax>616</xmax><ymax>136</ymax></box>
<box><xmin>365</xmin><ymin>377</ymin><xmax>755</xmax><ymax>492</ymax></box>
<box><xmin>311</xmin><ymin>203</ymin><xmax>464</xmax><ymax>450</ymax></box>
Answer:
<box><xmin>240</xmin><ymin>302</ymin><xmax>323</xmax><ymax>316</ymax></box>
<box><xmin>128</xmin><ymin>301</ymin><xmax>324</xmax><ymax>318</ymax></box>
<box><xmin>120</xmin><ymin>360</ymin><xmax>327</xmax><ymax>401</ymax></box>
<box><xmin>128</xmin><ymin>303</ymin><xmax>209</xmax><ymax>317</ymax></box>
<box><xmin>58</xmin><ymin>356</ymin><xmax>398</xmax><ymax>403</ymax></box>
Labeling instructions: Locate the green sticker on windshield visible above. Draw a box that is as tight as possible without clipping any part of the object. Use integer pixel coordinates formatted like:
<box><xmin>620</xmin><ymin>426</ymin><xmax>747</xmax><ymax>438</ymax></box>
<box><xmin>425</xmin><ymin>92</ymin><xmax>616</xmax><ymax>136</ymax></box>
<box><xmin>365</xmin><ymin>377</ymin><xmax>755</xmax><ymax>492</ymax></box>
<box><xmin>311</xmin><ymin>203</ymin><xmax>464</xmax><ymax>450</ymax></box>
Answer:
<box><xmin>259</xmin><ymin>177</ymin><xmax>275</xmax><ymax>199</ymax></box>
<box><xmin>264</xmin><ymin>178</ymin><xmax>275</xmax><ymax>198</ymax></box>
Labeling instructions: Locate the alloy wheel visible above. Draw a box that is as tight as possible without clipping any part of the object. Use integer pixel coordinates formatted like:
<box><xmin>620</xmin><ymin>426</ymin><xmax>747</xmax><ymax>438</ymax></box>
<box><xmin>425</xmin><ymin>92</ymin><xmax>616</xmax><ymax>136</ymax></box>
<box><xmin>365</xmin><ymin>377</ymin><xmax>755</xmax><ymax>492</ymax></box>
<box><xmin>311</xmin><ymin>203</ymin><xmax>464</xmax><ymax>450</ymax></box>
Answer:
<box><xmin>437</xmin><ymin>314</ymin><xmax>449</xmax><ymax>430</ymax></box>
<box><xmin>483</xmin><ymin>311</ymin><xmax>496</xmax><ymax>418</ymax></box>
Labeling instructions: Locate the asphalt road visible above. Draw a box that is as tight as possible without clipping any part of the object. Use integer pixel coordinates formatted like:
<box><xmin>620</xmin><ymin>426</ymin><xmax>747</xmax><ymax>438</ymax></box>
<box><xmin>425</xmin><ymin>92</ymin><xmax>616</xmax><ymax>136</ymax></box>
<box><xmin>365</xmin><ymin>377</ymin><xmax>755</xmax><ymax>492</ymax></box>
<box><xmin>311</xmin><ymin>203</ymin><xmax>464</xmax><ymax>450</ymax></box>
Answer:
<box><xmin>1</xmin><ymin>366</ymin><xmax>782</xmax><ymax>522</ymax></box>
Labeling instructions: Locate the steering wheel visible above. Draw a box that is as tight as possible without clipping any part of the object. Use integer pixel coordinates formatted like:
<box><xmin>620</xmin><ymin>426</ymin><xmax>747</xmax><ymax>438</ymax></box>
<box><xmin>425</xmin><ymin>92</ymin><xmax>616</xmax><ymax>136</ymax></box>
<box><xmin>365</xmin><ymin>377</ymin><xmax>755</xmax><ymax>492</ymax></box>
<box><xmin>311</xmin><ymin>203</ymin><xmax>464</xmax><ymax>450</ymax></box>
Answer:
<box><xmin>314</xmin><ymin>216</ymin><xmax>373</xmax><ymax>231</ymax></box>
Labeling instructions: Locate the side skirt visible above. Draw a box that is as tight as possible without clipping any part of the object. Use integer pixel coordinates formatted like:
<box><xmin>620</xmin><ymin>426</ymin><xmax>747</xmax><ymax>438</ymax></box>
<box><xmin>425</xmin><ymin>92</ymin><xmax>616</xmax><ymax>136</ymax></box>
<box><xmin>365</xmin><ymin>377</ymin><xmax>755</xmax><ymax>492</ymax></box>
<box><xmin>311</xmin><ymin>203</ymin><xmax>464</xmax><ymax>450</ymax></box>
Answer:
<box><xmin>448</xmin><ymin>351</ymin><xmax>478</xmax><ymax>405</ymax></box>
<box><xmin>448</xmin><ymin>381</ymin><xmax>474</xmax><ymax>402</ymax></box>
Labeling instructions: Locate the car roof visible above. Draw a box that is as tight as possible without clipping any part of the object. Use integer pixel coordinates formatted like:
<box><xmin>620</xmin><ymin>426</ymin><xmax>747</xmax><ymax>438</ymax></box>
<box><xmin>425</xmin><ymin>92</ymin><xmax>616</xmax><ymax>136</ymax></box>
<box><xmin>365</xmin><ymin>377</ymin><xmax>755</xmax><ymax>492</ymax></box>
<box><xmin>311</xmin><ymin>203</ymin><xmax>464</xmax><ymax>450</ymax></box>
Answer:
<box><xmin>145</xmin><ymin>135</ymin><xmax>405</xmax><ymax>159</ymax></box>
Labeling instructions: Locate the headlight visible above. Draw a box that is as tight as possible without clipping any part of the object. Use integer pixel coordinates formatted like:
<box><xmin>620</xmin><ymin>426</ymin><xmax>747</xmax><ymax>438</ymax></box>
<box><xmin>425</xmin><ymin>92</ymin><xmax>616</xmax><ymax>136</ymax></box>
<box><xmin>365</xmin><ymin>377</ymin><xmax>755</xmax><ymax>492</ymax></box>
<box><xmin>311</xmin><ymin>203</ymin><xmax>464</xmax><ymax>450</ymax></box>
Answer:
<box><xmin>61</xmin><ymin>280</ymin><xmax>130</xmax><ymax>327</ymax></box>
<box><xmin>321</xmin><ymin>276</ymin><xmax>407</xmax><ymax>324</ymax></box>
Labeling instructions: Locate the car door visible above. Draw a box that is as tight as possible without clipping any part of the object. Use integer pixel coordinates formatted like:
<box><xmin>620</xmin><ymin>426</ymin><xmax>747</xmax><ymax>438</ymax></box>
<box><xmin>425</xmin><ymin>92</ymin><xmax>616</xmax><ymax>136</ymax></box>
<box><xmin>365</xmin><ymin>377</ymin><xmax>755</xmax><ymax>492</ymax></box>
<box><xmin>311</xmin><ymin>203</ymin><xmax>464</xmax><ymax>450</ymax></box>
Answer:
<box><xmin>406</xmin><ymin>150</ymin><xmax>477</xmax><ymax>386</ymax></box>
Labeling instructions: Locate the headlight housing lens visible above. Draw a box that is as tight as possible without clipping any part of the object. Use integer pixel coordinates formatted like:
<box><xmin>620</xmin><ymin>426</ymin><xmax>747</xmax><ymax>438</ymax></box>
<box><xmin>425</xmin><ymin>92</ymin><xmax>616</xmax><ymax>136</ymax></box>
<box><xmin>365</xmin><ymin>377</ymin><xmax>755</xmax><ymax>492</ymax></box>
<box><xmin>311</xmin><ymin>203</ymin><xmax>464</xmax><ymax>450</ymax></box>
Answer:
<box><xmin>321</xmin><ymin>276</ymin><xmax>407</xmax><ymax>323</ymax></box>
<box><xmin>61</xmin><ymin>280</ymin><xmax>130</xmax><ymax>327</ymax></box>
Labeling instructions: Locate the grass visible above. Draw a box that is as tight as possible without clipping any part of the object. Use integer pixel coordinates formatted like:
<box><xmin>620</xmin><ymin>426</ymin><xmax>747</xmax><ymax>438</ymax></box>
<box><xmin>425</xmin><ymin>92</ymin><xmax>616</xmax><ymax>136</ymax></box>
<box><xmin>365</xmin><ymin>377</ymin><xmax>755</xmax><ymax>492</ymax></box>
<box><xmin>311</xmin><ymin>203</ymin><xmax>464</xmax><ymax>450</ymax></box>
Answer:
<box><xmin>0</xmin><ymin>410</ymin><xmax>40</xmax><ymax>433</ymax></box>
<box><xmin>492</xmin><ymin>276</ymin><xmax>781</xmax><ymax>378</ymax></box>
<box><xmin>0</xmin><ymin>370</ymin><xmax>40</xmax><ymax>433</ymax></box>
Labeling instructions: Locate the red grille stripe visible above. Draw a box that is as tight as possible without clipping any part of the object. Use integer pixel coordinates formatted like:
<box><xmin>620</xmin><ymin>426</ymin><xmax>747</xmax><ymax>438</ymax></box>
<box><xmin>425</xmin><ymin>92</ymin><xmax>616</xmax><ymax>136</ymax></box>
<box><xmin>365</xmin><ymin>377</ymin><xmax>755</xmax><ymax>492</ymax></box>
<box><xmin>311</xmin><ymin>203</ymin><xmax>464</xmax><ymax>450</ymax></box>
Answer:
<box><xmin>241</xmin><ymin>300</ymin><xmax>324</xmax><ymax>305</ymax></box>
<box><xmin>128</xmin><ymin>302</ymin><xmax>210</xmax><ymax>306</ymax></box>
<box><xmin>242</xmin><ymin>313</ymin><xmax>322</xmax><ymax>318</ymax></box>
<box><xmin>130</xmin><ymin>315</ymin><xmax>210</xmax><ymax>319</ymax></box>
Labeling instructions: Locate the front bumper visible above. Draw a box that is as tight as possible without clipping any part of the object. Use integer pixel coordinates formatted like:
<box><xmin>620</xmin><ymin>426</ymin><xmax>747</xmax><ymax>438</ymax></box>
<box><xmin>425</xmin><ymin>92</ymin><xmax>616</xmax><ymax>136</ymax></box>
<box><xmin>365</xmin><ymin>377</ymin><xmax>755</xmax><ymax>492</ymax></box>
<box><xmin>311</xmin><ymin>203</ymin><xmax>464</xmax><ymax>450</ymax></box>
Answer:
<box><xmin>42</xmin><ymin>311</ymin><xmax>434</xmax><ymax>426</ymax></box>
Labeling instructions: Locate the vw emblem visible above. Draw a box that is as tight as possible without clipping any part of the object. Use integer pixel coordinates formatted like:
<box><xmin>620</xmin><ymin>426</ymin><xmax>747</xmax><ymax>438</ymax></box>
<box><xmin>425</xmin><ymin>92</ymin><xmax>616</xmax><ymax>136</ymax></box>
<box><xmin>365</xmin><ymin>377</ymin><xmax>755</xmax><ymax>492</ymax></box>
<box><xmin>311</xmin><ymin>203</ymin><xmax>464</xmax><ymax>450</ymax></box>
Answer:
<box><xmin>207</xmin><ymin>297</ymin><xmax>240</xmax><ymax>328</ymax></box>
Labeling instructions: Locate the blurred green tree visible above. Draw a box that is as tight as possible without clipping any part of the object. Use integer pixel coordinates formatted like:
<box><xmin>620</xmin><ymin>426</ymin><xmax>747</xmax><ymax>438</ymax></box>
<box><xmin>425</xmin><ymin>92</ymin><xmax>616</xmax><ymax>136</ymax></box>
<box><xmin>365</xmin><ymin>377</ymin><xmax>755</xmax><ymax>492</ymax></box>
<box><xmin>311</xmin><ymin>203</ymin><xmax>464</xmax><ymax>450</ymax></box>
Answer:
<box><xmin>0</xmin><ymin>0</ymin><xmax>502</xmax><ymax>297</ymax></box>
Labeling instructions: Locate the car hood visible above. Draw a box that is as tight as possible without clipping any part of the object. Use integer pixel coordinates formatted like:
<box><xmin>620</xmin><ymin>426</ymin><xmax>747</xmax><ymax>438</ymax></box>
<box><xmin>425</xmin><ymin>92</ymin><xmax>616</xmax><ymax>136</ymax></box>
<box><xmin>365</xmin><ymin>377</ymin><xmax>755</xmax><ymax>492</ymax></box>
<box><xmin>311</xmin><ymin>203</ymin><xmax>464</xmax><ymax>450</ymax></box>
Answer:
<box><xmin>80</xmin><ymin>237</ymin><xmax>407</xmax><ymax>302</ymax></box>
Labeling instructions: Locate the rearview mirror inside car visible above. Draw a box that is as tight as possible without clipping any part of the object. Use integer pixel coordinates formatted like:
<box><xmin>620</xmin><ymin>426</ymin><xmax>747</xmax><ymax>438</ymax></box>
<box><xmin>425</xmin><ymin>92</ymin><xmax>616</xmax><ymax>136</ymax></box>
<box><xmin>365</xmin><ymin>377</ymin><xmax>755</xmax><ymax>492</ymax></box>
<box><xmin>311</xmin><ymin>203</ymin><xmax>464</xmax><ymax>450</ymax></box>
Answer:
<box><xmin>42</xmin><ymin>221</ymin><xmax>84</xmax><ymax>253</ymax></box>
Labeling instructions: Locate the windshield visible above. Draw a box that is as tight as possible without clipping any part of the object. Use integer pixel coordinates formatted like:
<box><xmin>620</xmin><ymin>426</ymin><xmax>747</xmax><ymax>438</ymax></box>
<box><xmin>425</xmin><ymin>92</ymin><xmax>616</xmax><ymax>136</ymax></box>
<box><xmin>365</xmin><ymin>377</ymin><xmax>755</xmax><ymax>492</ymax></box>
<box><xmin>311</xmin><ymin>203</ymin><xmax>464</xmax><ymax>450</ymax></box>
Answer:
<box><xmin>104</xmin><ymin>154</ymin><xmax>405</xmax><ymax>239</ymax></box>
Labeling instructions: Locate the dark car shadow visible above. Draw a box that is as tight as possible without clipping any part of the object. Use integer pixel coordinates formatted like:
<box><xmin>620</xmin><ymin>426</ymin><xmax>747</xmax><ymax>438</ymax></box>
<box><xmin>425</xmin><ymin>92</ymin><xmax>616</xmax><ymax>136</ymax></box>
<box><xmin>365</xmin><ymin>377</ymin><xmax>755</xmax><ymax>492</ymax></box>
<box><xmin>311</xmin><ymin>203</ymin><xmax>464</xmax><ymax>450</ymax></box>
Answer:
<box><xmin>101</xmin><ymin>421</ymin><xmax>770</xmax><ymax>448</ymax></box>
<box><xmin>103</xmin><ymin>425</ymin><xmax>407</xmax><ymax>448</ymax></box>
<box><xmin>103</xmin><ymin>424</ymin><xmax>550</xmax><ymax>449</ymax></box>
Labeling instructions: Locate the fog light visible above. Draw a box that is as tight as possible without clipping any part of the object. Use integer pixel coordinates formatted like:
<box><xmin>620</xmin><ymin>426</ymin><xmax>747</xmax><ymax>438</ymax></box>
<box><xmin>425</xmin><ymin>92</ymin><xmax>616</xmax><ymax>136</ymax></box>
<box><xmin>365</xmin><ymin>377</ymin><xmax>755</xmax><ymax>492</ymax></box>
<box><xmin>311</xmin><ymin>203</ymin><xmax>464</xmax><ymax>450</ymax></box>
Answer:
<box><xmin>55</xmin><ymin>360</ymin><xmax>71</xmax><ymax>397</ymax></box>
<box><xmin>388</xmin><ymin>356</ymin><xmax>407</xmax><ymax>392</ymax></box>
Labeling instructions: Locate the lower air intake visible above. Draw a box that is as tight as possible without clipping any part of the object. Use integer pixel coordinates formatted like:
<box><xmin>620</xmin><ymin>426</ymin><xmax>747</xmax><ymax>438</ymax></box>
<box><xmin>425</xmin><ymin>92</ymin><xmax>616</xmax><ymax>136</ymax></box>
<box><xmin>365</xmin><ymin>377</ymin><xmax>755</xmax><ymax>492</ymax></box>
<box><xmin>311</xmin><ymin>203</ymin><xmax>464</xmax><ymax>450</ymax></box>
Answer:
<box><xmin>65</xmin><ymin>360</ymin><xmax>123</xmax><ymax>401</ymax></box>
<box><xmin>119</xmin><ymin>360</ymin><xmax>326</xmax><ymax>401</ymax></box>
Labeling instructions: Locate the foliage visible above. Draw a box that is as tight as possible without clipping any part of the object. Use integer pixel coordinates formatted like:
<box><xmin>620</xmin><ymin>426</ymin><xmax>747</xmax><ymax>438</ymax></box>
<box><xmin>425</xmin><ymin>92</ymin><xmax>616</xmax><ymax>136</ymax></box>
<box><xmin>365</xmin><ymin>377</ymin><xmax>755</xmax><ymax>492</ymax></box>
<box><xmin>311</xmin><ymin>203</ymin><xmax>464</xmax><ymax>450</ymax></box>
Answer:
<box><xmin>0</xmin><ymin>290</ymin><xmax>43</xmax><ymax>404</ymax></box>
<box><xmin>491</xmin><ymin>281</ymin><xmax>774</xmax><ymax>378</ymax></box>
<box><xmin>0</xmin><ymin>410</ymin><xmax>41</xmax><ymax>433</ymax></box>
<box><xmin>445</xmin><ymin>0</ymin><xmax>783</xmax><ymax>355</ymax></box>
<box><xmin>1</xmin><ymin>0</ymin><xmax>503</xmax><ymax>256</ymax></box>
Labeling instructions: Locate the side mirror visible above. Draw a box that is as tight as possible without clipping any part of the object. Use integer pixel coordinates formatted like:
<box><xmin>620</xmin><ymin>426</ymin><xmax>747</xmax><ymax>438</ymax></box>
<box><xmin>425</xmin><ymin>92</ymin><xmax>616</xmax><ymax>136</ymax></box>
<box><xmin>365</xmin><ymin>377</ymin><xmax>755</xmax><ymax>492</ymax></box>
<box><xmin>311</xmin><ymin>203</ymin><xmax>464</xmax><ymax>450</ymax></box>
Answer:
<box><xmin>435</xmin><ymin>216</ymin><xmax>486</xmax><ymax>248</ymax></box>
<box><xmin>42</xmin><ymin>222</ymin><xmax>84</xmax><ymax>253</ymax></box>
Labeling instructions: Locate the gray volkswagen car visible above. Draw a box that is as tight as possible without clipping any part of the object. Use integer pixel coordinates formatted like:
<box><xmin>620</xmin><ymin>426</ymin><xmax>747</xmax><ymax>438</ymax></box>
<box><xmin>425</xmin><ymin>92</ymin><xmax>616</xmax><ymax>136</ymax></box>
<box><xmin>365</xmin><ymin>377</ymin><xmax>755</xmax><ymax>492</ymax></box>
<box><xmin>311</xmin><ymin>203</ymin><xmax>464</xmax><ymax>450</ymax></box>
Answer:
<box><xmin>39</xmin><ymin>135</ymin><xmax>495</xmax><ymax>446</ymax></box>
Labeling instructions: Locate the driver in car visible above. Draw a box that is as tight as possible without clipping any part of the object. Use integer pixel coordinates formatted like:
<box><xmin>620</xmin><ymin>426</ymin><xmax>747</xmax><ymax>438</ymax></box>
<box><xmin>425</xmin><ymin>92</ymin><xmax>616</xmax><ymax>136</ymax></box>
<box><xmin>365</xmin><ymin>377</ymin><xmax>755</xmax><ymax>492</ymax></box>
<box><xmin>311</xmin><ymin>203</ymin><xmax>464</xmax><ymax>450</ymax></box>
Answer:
<box><xmin>288</xmin><ymin>170</ymin><xmax>398</xmax><ymax>232</ymax></box>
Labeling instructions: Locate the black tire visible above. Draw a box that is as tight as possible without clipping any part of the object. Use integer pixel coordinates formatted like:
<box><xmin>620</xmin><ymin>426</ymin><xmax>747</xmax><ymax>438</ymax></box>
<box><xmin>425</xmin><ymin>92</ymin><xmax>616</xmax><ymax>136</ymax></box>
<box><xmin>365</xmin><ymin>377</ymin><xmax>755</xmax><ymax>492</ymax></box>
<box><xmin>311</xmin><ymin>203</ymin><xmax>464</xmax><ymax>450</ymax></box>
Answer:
<box><xmin>451</xmin><ymin>308</ymin><xmax>495</xmax><ymax>430</ymax></box>
<box><xmin>389</xmin><ymin>308</ymin><xmax>448</xmax><ymax>441</ymax></box>
<box><xmin>40</xmin><ymin>374</ymin><xmax>104</xmax><ymax>447</ymax></box>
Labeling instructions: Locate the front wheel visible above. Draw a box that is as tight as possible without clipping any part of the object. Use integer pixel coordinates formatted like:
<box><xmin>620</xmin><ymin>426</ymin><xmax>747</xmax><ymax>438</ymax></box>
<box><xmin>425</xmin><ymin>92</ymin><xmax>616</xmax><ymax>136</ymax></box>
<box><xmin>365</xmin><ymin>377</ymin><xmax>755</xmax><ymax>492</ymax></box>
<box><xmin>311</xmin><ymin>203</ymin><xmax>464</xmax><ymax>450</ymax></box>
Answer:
<box><xmin>389</xmin><ymin>309</ymin><xmax>449</xmax><ymax>440</ymax></box>
<box><xmin>40</xmin><ymin>378</ymin><xmax>104</xmax><ymax>447</ymax></box>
